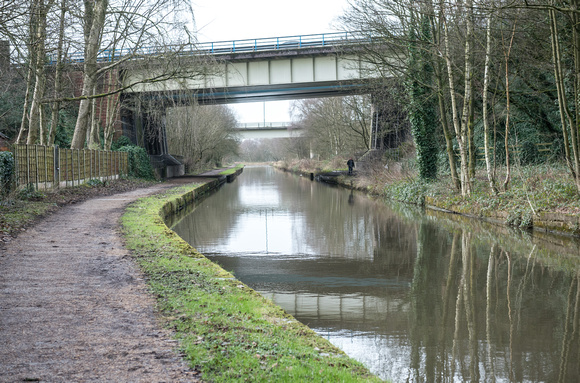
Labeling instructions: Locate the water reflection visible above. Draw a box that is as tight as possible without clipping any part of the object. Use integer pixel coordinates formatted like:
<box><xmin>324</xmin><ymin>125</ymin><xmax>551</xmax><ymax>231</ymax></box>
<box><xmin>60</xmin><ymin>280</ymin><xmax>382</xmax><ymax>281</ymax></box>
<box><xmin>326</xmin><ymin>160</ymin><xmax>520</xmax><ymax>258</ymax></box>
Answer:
<box><xmin>172</xmin><ymin>166</ymin><xmax>580</xmax><ymax>382</ymax></box>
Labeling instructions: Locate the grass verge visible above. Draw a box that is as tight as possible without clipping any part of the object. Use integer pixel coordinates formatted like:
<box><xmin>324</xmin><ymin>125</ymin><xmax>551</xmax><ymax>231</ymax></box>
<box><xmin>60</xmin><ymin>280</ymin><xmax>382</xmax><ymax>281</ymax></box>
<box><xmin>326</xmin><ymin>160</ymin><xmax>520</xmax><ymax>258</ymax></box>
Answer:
<box><xmin>218</xmin><ymin>164</ymin><xmax>244</xmax><ymax>176</ymax></box>
<box><xmin>121</xmin><ymin>181</ymin><xmax>381</xmax><ymax>383</ymax></box>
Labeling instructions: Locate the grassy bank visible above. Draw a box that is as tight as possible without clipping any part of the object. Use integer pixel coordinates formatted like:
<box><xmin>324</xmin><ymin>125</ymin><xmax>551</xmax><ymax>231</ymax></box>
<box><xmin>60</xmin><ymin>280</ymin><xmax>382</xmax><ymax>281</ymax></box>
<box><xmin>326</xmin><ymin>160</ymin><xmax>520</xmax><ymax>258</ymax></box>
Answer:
<box><xmin>275</xmin><ymin>159</ymin><xmax>580</xmax><ymax>236</ymax></box>
<box><xmin>218</xmin><ymin>164</ymin><xmax>245</xmax><ymax>176</ymax></box>
<box><xmin>121</xmin><ymin>181</ymin><xmax>381</xmax><ymax>382</ymax></box>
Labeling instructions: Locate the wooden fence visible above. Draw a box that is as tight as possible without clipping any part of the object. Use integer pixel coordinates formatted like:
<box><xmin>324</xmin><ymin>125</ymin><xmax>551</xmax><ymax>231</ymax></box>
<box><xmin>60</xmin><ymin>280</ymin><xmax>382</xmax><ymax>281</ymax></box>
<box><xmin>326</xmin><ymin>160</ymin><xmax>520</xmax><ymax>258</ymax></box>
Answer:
<box><xmin>14</xmin><ymin>144</ymin><xmax>128</xmax><ymax>190</ymax></box>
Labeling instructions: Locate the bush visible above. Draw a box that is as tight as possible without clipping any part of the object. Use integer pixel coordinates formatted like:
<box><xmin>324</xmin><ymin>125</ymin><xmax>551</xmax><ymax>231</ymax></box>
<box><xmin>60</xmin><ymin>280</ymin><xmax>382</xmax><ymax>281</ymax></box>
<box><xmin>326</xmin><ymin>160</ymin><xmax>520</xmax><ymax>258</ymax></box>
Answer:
<box><xmin>387</xmin><ymin>179</ymin><xmax>427</xmax><ymax>206</ymax></box>
<box><xmin>520</xmin><ymin>141</ymin><xmax>540</xmax><ymax>165</ymax></box>
<box><xmin>118</xmin><ymin>145</ymin><xmax>155</xmax><ymax>180</ymax></box>
<box><xmin>111</xmin><ymin>136</ymin><xmax>133</xmax><ymax>151</ymax></box>
<box><xmin>0</xmin><ymin>151</ymin><xmax>14</xmax><ymax>196</ymax></box>
<box><xmin>18</xmin><ymin>183</ymin><xmax>45</xmax><ymax>200</ymax></box>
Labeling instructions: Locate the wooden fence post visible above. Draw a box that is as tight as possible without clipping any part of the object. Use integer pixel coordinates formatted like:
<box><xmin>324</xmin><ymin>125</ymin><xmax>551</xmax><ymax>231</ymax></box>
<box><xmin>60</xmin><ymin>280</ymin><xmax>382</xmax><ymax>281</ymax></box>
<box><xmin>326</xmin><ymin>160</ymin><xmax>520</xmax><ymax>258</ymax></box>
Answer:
<box><xmin>25</xmin><ymin>145</ymin><xmax>30</xmax><ymax>188</ymax></box>
<box><xmin>54</xmin><ymin>145</ymin><xmax>59</xmax><ymax>189</ymax></box>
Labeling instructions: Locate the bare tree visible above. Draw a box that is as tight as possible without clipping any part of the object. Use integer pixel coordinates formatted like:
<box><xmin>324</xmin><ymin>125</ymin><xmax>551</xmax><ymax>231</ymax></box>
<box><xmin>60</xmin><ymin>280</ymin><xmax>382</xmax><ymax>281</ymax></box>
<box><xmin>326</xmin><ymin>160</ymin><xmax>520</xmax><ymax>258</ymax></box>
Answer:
<box><xmin>440</xmin><ymin>0</ymin><xmax>475</xmax><ymax>196</ymax></box>
<box><xmin>292</xmin><ymin>96</ymin><xmax>371</xmax><ymax>159</ymax></box>
<box><xmin>482</xmin><ymin>6</ymin><xmax>498</xmax><ymax>194</ymax></box>
<box><xmin>46</xmin><ymin>0</ymin><xmax>68</xmax><ymax>146</ymax></box>
<box><xmin>547</xmin><ymin>0</ymin><xmax>580</xmax><ymax>193</ymax></box>
<box><xmin>16</xmin><ymin>0</ymin><xmax>56</xmax><ymax>144</ymax></box>
<box><xmin>166</xmin><ymin>101</ymin><xmax>239</xmax><ymax>171</ymax></box>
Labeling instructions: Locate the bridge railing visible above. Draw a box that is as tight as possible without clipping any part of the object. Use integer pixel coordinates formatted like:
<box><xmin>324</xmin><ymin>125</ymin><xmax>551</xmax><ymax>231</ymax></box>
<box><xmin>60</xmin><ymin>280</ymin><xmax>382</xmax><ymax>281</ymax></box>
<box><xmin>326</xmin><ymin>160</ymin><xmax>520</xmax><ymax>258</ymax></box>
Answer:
<box><xmin>56</xmin><ymin>31</ymin><xmax>371</xmax><ymax>64</ymax></box>
<box><xmin>196</xmin><ymin>31</ymin><xmax>369</xmax><ymax>54</ymax></box>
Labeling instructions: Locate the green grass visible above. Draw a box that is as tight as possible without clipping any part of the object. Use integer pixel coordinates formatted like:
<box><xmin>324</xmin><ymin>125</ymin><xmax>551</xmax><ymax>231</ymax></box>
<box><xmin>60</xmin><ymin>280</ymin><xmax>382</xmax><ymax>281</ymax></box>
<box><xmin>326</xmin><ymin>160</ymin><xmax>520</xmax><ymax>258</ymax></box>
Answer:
<box><xmin>218</xmin><ymin>164</ymin><xmax>244</xmax><ymax>176</ymax></box>
<box><xmin>121</xmin><ymin>181</ymin><xmax>381</xmax><ymax>383</ymax></box>
<box><xmin>0</xmin><ymin>199</ymin><xmax>56</xmax><ymax>236</ymax></box>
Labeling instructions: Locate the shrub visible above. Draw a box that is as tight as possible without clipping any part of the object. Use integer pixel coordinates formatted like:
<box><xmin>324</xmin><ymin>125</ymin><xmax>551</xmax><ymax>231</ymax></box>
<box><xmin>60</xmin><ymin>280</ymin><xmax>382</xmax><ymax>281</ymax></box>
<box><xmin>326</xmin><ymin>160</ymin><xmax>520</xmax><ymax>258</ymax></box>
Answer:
<box><xmin>86</xmin><ymin>178</ymin><xmax>104</xmax><ymax>186</ymax></box>
<box><xmin>18</xmin><ymin>183</ymin><xmax>45</xmax><ymax>200</ymax></box>
<box><xmin>111</xmin><ymin>136</ymin><xmax>133</xmax><ymax>151</ymax></box>
<box><xmin>0</xmin><ymin>151</ymin><xmax>14</xmax><ymax>196</ymax></box>
<box><xmin>118</xmin><ymin>145</ymin><xmax>155</xmax><ymax>180</ymax></box>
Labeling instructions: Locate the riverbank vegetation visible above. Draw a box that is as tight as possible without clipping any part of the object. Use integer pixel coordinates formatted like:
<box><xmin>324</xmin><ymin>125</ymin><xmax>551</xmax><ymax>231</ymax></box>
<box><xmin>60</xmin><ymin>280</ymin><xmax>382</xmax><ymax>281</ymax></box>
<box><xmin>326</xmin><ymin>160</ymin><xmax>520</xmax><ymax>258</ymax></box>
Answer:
<box><xmin>218</xmin><ymin>164</ymin><xmax>245</xmax><ymax>176</ymax></box>
<box><xmin>121</xmin><ymin>181</ymin><xmax>381</xmax><ymax>382</ymax></box>
<box><xmin>275</xmin><ymin>158</ymin><xmax>580</xmax><ymax>235</ymax></box>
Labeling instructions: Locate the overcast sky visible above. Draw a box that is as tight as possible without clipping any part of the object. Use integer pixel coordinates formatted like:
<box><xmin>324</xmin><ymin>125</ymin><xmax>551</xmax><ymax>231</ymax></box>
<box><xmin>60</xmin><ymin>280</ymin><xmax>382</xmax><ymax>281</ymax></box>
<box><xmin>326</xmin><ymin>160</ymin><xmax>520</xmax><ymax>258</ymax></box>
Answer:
<box><xmin>191</xmin><ymin>0</ymin><xmax>350</xmax><ymax>123</ymax></box>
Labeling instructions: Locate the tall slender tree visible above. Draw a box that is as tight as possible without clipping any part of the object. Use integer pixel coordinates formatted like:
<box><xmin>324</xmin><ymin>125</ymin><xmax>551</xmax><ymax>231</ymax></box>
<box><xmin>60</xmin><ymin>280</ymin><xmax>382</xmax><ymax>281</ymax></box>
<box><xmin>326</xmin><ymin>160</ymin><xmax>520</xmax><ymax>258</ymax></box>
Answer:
<box><xmin>547</xmin><ymin>0</ymin><xmax>580</xmax><ymax>193</ymax></box>
<box><xmin>407</xmin><ymin>8</ymin><xmax>438</xmax><ymax>180</ymax></box>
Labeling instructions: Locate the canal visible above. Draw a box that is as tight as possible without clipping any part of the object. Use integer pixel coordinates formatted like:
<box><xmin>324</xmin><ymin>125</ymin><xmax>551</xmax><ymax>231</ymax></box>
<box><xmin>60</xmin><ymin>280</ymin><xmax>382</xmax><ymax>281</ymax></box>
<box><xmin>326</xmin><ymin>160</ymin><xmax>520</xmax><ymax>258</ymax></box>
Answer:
<box><xmin>172</xmin><ymin>166</ymin><xmax>580</xmax><ymax>382</ymax></box>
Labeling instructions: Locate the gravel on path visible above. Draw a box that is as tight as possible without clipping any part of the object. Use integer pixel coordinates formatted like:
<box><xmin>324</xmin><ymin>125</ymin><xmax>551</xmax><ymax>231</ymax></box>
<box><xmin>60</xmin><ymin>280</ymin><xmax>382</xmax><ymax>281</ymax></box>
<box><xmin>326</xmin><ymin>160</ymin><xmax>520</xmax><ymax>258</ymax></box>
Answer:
<box><xmin>0</xmin><ymin>183</ymin><xmax>201</xmax><ymax>382</ymax></box>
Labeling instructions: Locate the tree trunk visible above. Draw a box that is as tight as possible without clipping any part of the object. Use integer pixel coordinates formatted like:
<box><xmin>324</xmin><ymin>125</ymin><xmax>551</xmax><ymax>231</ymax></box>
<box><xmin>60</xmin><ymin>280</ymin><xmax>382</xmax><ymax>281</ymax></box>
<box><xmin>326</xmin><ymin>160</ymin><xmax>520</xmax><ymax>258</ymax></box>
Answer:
<box><xmin>571</xmin><ymin>0</ymin><xmax>580</xmax><ymax>192</ymax></box>
<box><xmin>467</xmin><ymin>92</ymin><xmax>475</xmax><ymax>180</ymax></box>
<box><xmin>432</xmin><ymin>3</ymin><xmax>460</xmax><ymax>190</ymax></box>
<box><xmin>27</xmin><ymin>0</ymin><xmax>52</xmax><ymax>145</ymax></box>
<box><xmin>482</xmin><ymin>10</ymin><xmax>498</xmax><ymax>194</ymax></box>
<box><xmin>70</xmin><ymin>0</ymin><xmax>108</xmax><ymax>149</ymax></box>
<box><xmin>502</xmin><ymin>14</ymin><xmax>517</xmax><ymax>192</ymax></box>
<box><xmin>103</xmin><ymin>71</ymin><xmax>119</xmax><ymax>150</ymax></box>
<box><xmin>48</xmin><ymin>0</ymin><xmax>67</xmax><ymax>146</ymax></box>
<box><xmin>88</xmin><ymin>84</ymin><xmax>100</xmax><ymax>149</ymax></box>
<box><xmin>16</xmin><ymin>65</ymin><xmax>34</xmax><ymax>144</ymax></box>
<box><xmin>16</xmin><ymin>0</ymin><xmax>40</xmax><ymax>144</ymax></box>
<box><xmin>460</xmin><ymin>0</ymin><xmax>474</xmax><ymax>195</ymax></box>
<box><xmin>441</xmin><ymin>0</ymin><xmax>472</xmax><ymax>196</ymax></box>
<box><xmin>549</xmin><ymin>4</ymin><xmax>580</xmax><ymax>193</ymax></box>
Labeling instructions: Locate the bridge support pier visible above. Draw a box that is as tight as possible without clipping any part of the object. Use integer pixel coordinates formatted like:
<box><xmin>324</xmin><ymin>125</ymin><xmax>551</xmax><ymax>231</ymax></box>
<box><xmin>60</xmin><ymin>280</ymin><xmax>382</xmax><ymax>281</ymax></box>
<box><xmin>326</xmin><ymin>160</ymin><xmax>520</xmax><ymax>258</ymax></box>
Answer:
<box><xmin>369</xmin><ymin>91</ymin><xmax>409</xmax><ymax>151</ymax></box>
<box><xmin>120</xmin><ymin>95</ymin><xmax>184</xmax><ymax>178</ymax></box>
<box><xmin>120</xmin><ymin>95</ymin><xmax>168</xmax><ymax>155</ymax></box>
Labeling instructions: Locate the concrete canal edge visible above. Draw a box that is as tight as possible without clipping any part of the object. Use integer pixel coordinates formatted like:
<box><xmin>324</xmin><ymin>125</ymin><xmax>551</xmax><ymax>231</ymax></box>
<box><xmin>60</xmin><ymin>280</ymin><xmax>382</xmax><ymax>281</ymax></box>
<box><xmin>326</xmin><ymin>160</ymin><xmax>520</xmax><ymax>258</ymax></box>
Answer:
<box><xmin>121</xmin><ymin>171</ymin><xmax>381</xmax><ymax>382</ymax></box>
<box><xmin>423</xmin><ymin>196</ymin><xmax>580</xmax><ymax>237</ymax></box>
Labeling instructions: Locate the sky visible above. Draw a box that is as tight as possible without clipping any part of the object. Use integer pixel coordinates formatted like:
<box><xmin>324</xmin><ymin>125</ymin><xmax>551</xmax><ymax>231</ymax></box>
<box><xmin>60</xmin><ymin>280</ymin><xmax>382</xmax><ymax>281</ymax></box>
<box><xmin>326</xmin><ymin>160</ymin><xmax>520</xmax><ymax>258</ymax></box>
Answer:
<box><xmin>191</xmin><ymin>0</ymin><xmax>350</xmax><ymax>123</ymax></box>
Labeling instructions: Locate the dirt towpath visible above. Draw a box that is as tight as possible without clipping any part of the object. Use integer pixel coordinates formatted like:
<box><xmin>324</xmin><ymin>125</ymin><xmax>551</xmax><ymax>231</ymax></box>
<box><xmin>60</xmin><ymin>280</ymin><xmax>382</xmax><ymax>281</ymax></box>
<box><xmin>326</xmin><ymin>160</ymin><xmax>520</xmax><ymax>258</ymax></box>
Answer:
<box><xmin>0</xmin><ymin>181</ymin><xmax>202</xmax><ymax>382</ymax></box>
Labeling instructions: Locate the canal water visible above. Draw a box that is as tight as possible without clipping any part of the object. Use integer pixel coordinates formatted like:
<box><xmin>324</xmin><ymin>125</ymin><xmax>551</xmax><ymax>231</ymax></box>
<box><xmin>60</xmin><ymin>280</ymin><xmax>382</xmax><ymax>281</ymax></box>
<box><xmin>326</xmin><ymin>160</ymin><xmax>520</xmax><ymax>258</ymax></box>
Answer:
<box><xmin>172</xmin><ymin>166</ymin><xmax>580</xmax><ymax>382</ymax></box>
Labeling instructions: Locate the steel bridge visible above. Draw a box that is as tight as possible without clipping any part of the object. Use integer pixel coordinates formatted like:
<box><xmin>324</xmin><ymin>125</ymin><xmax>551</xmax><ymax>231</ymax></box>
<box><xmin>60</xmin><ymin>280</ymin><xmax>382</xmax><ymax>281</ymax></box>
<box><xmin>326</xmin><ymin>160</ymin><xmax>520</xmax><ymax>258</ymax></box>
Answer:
<box><xmin>121</xmin><ymin>32</ymin><xmax>379</xmax><ymax>104</ymax></box>
<box><xmin>114</xmin><ymin>32</ymin><xmax>405</xmax><ymax>169</ymax></box>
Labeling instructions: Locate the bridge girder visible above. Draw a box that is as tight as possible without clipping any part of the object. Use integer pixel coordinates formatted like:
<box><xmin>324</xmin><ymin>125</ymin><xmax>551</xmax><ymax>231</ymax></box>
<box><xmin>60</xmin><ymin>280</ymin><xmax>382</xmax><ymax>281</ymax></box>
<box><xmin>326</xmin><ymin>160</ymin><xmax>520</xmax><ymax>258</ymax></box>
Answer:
<box><xmin>122</xmin><ymin>51</ymin><xmax>380</xmax><ymax>104</ymax></box>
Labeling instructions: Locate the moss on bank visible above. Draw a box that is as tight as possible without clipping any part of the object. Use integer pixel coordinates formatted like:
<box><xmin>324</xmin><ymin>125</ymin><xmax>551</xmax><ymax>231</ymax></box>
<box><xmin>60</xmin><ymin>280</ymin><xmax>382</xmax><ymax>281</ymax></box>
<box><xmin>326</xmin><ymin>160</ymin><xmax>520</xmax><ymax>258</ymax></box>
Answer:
<box><xmin>218</xmin><ymin>164</ymin><xmax>244</xmax><ymax>176</ymax></box>
<box><xmin>121</xmin><ymin>180</ymin><xmax>381</xmax><ymax>382</ymax></box>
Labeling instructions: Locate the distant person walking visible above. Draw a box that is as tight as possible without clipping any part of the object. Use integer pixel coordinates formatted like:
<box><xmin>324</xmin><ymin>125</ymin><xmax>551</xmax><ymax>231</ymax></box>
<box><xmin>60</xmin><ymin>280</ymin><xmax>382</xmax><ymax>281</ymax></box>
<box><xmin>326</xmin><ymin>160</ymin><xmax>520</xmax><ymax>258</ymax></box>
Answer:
<box><xmin>347</xmin><ymin>158</ymin><xmax>355</xmax><ymax>175</ymax></box>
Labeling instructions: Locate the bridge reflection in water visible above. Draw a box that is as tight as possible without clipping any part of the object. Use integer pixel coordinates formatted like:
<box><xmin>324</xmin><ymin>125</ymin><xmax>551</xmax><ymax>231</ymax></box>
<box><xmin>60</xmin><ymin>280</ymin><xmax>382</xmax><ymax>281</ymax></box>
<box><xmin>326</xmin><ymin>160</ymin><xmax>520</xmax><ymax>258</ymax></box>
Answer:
<box><xmin>261</xmin><ymin>291</ymin><xmax>409</xmax><ymax>328</ymax></box>
<box><xmin>172</xmin><ymin>166</ymin><xmax>580</xmax><ymax>382</ymax></box>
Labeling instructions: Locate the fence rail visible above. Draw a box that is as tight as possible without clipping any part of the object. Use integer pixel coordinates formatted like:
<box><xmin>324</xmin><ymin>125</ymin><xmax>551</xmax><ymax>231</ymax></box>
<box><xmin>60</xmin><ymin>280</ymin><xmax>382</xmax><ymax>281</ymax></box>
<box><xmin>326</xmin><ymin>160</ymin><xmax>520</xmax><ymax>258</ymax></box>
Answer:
<box><xmin>14</xmin><ymin>144</ymin><xmax>128</xmax><ymax>190</ymax></box>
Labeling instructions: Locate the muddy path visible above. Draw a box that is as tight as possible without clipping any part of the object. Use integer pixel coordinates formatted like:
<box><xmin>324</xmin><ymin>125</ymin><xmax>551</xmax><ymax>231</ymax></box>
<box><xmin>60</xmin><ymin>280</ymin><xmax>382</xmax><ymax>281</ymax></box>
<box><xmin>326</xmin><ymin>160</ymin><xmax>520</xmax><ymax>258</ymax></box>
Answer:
<box><xmin>0</xmin><ymin>182</ymin><xmax>202</xmax><ymax>382</ymax></box>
